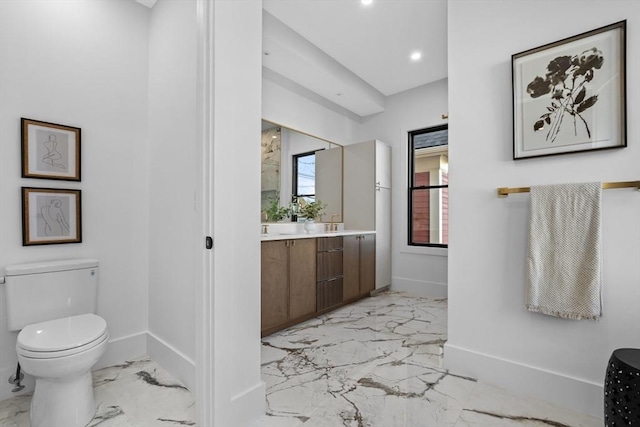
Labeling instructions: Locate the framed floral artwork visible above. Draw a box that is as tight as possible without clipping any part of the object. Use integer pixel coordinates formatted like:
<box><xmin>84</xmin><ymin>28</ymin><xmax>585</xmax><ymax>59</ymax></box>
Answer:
<box><xmin>512</xmin><ymin>21</ymin><xmax>626</xmax><ymax>160</ymax></box>
<box><xmin>21</xmin><ymin>118</ymin><xmax>81</xmax><ymax>180</ymax></box>
<box><xmin>22</xmin><ymin>187</ymin><xmax>82</xmax><ymax>246</ymax></box>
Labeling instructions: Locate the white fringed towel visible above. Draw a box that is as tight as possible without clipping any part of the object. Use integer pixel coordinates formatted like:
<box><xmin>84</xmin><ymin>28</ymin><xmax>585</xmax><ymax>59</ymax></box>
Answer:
<box><xmin>526</xmin><ymin>182</ymin><xmax>602</xmax><ymax>320</ymax></box>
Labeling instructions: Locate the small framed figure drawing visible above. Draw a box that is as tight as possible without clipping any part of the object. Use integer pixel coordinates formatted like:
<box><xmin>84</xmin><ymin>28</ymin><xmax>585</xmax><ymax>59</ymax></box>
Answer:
<box><xmin>512</xmin><ymin>21</ymin><xmax>626</xmax><ymax>159</ymax></box>
<box><xmin>21</xmin><ymin>118</ymin><xmax>81</xmax><ymax>180</ymax></box>
<box><xmin>22</xmin><ymin>187</ymin><xmax>82</xmax><ymax>246</ymax></box>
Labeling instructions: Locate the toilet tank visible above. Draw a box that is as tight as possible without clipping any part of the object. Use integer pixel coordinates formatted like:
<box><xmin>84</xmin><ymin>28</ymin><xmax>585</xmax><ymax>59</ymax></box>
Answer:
<box><xmin>4</xmin><ymin>259</ymin><xmax>99</xmax><ymax>331</ymax></box>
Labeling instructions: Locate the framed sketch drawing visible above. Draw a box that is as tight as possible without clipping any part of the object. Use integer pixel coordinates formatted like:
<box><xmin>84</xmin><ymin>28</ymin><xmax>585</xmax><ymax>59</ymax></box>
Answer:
<box><xmin>512</xmin><ymin>21</ymin><xmax>626</xmax><ymax>159</ymax></box>
<box><xmin>21</xmin><ymin>118</ymin><xmax>81</xmax><ymax>180</ymax></box>
<box><xmin>22</xmin><ymin>187</ymin><xmax>82</xmax><ymax>246</ymax></box>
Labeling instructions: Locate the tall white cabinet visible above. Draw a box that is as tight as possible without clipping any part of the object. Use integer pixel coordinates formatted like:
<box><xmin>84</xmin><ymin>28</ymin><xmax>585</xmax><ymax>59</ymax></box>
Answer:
<box><xmin>343</xmin><ymin>140</ymin><xmax>391</xmax><ymax>290</ymax></box>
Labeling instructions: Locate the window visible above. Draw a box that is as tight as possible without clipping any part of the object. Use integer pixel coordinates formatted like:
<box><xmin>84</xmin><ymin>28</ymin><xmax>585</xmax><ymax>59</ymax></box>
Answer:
<box><xmin>408</xmin><ymin>125</ymin><xmax>448</xmax><ymax>247</ymax></box>
<box><xmin>292</xmin><ymin>150</ymin><xmax>318</xmax><ymax>204</ymax></box>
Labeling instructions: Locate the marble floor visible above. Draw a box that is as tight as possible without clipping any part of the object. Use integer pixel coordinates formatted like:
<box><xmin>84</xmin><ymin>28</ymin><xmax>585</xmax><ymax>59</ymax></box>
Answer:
<box><xmin>1</xmin><ymin>291</ymin><xmax>603</xmax><ymax>427</ymax></box>
<box><xmin>0</xmin><ymin>357</ymin><xmax>195</xmax><ymax>427</ymax></box>
<box><xmin>251</xmin><ymin>291</ymin><xmax>602</xmax><ymax>427</ymax></box>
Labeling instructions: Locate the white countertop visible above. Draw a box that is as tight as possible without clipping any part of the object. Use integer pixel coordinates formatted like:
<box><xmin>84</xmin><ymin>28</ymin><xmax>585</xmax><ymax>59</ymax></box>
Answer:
<box><xmin>261</xmin><ymin>229</ymin><xmax>375</xmax><ymax>241</ymax></box>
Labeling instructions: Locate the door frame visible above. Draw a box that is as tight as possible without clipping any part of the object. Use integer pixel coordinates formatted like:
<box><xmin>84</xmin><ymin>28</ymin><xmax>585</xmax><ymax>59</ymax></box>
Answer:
<box><xmin>195</xmin><ymin>0</ymin><xmax>214</xmax><ymax>424</ymax></box>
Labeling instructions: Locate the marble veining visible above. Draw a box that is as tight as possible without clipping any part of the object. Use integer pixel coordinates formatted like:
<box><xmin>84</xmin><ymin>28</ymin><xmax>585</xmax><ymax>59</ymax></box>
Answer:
<box><xmin>251</xmin><ymin>291</ymin><xmax>602</xmax><ymax>427</ymax></box>
<box><xmin>0</xmin><ymin>357</ymin><xmax>194</xmax><ymax>427</ymax></box>
<box><xmin>1</xmin><ymin>292</ymin><xmax>604</xmax><ymax>426</ymax></box>
<box><xmin>135</xmin><ymin>370</ymin><xmax>189</xmax><ymax>390</ymax></box>
<box><xmin>461</xmin><ymin>409</ymin><xmax>574</xmax><ymax>427</ymax></box>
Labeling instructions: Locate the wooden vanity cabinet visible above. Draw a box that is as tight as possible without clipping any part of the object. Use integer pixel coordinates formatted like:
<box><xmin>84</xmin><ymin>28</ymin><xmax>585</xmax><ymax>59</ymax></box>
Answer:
<box><xmin>343</xmin><ymin>234</ymin><xmax>376</xmax><ymax>301</ymax></box>
<box><xmin>261</xmin><ymin>239</ymin><xmax>316</xmax><ymax>334</ymax></box>
<box><xmin>261</xmin><ymin>234</ymin><xmax>375</xmax><ymax>337</ymax></box>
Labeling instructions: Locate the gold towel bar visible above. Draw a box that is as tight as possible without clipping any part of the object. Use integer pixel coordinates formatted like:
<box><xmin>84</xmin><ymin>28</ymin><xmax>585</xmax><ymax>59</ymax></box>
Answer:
<box><xmin>497</xmin><ymin>181</ymin><xmax>640</xmax><ymax>197</ymax></box>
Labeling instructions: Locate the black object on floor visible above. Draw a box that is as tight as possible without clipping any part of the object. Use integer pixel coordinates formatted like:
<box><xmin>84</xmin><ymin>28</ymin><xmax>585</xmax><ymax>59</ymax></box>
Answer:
<box><xmin>605</xmin><ymin>348</ymin><xmax>640</xmax><ymax>425</ymax></box>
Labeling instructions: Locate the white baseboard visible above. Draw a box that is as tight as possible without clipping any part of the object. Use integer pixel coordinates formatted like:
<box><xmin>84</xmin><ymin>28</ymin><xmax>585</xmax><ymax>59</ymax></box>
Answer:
<box><xmin>233</xmin><ymin>381</ymin><xmax>266</xmax><ymax>426</ymax></box>
<box><xmin>444</xmin><ymin>343</ymin><xmax>604</xmax><ymax>419</ymax></box>
<box><xmin>147</xmin><ymin>331</ymin><xmax>196</xmax><ymax>392</ymax></box>
<box><xmin>392</xmin><ymin>277</ymin><xmax>448</xmax><ymax>299</ymax></box>
<box><xmin>94</xmin><ymin>331</ymin><xmax>147</xmax><ymax>370</ymax></box>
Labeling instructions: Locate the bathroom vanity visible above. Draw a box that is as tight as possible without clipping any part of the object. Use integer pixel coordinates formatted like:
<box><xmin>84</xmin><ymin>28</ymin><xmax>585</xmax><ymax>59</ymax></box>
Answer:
<box><xmin>259</xmin><ymin>123</ymin><xmax>390</xmax><ymax>337</ymax></box>
<box><xmin>260</xmin><ymin>230</ymin><xmax>375</xmax><ymax>337</ymax></box>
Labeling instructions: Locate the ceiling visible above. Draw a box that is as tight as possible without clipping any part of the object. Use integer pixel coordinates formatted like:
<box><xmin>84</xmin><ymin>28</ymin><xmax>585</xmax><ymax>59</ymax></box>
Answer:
<box><xmin>135</xmin><ymin>0</ymin><xmax>448</xmax><ymax>118</ymax></box>
<box><xmin>263</xmin><ymin>0</ymin><xmax>448</xmax><ymax>117</ymax></box>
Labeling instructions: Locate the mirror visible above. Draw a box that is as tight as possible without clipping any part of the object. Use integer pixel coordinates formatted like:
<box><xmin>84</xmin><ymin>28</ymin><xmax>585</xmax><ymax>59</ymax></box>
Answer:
<box><xmin>261</xmin><ymin>120</ymin><xmax>343</xmax><ymax>222</ymax></box>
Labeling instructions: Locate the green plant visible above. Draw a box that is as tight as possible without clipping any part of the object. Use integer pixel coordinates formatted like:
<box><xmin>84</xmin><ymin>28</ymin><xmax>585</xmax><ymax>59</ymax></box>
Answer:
<box><xmin>298</xmin><ymin>199</ymin><xmax>326</xmax><ymax>221</ymax></box>
<box><xmin>263</xmin><ymin>195</ymin><xmax>290</xmax><ymax>222</ymax></box>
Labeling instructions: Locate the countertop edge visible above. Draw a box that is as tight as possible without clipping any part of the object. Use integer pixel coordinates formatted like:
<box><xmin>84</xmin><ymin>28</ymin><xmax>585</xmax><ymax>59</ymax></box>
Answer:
<box><xmin>260</xmin><ymin>230</ymin><xmax>376</xmax><ymax>241</ymax></box>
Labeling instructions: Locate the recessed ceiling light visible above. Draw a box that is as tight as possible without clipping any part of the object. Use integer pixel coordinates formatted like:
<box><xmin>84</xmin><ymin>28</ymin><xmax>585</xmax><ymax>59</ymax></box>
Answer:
<box><xmin>410</xmin><ymin>51</ymin><xmax>422</xmax><ymax>62</ymax></box>
<box><xmin>361</xmin><ymin>0</ymin><xmax>373</xmax><ymax>6</ymax></box>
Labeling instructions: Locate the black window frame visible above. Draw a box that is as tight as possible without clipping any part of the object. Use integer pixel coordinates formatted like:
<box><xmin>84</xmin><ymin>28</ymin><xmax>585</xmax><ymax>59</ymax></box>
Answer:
<box><xmin>408</xmin><ymin>124</ymin><xmax>448</xmax><ymax>248</ymax></box>
<box><xmin>292</xmin><ymin>149</ymin><xmax>321</xmax><ymax>202</ymax></box>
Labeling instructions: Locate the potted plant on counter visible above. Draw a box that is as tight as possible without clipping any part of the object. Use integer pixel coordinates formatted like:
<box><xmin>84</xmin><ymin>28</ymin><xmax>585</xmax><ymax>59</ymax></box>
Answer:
<box><xmin>263</xmin><ymin>194</ymin><xmax>290</xmax><ymax>222</ymax></box>
<box><xmin>298</xmin><ymin>199</ymin><xmax>326</xmax><ymax>233</ymax></box>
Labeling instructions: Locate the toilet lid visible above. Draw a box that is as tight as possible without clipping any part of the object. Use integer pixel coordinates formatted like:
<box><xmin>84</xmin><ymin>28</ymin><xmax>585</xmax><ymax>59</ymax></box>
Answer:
<box><xmin>17</xmin><ymin>313</ymin><xmax>107</xmax><ymax>352</ymax></box>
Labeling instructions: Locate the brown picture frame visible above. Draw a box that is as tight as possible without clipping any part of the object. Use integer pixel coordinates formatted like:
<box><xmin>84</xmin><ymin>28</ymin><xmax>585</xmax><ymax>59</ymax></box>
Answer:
<box><xmin>21</xmin><ymin>118</ymin><xmax>81</xmax><ymax>180</ymax></box>
<box><xmin>22</xmin><ymin>187</ymin><xmax>82</xmax><ymax>246</ymax></box>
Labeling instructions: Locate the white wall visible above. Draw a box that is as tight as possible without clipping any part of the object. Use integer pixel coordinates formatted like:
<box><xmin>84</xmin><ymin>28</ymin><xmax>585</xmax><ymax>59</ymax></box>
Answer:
<box><xmin>446</xmin><ymin>1</ymin><xmax>640</xmax><ymax>418</ymax></box>
<box><xmin>0</xmin><ymin>0</ymin><xmax>150</xmax><ymax>401</ymax></box>
<box><xmin>147</xmin><ymin>0</ymin><xmax>198</xmax><ymax>390</ymax></box>
<box><xmin>355</xmin><ymin>80</ymin><xmax>450</xmax><ymax>298</ymax></box>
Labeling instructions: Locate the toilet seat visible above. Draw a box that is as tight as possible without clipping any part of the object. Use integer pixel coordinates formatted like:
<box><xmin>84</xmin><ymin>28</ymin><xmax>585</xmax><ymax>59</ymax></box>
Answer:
<box><xmin>17</xmin><ymin>313</ymin><xmax>108</xmax><ymax>359</ymax></box>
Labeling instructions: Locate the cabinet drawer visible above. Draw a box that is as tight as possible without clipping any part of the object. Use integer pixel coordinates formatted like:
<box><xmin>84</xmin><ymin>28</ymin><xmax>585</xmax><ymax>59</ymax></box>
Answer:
<box><xmin>317</xmin><ymin>250</ymin><xmax>343</xmax><ymax>282</ymax></box>
<box><xmin>317</xmin><ymin>236</ymin><xmax>343</xmax><ymax>252</ymax></box>
<box><xmin>317</xmin><ymin>277</ymin><xmax>343</xmax><ymax>311</ymax></box>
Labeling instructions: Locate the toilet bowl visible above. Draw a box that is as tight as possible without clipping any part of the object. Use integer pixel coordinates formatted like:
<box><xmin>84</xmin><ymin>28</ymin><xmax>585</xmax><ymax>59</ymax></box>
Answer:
<box><xmin>17</xmin><ymin>313</ymin><xmax>109</xmax><ymax>427</ymax></box>
<box><xmin>4</xmin><ymin>258</ymin><xmax>107</xmax><ymax>427</ymax></box>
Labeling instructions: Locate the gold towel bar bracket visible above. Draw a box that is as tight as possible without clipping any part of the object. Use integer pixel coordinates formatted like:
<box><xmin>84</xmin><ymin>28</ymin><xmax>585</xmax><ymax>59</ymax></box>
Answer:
<box><xmin>497</xmin><ymin>181</ymin><xmax>640</xmax><ymax>197</ymax></box>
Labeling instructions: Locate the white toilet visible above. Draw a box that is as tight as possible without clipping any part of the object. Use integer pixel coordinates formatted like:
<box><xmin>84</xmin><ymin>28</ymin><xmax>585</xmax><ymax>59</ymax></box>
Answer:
<box><xmin>4</xmin><ymin>259</ymin><xmax>109</xmax><ymax>427</ymax></box>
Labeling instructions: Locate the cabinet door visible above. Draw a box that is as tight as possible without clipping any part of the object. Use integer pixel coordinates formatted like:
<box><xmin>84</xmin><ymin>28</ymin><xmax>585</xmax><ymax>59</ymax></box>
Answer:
<box><xmin>375</xmin><ymin>187</ymin><xmax>391</xmax><ymax>289</ymax></box>
<box><xmin>289</xmin><ymin>239</ymin><xmax>317</xmax><ymax>319</ymax></box>
<box><xmin>359</xmin><ymin>235</ymin><xmax>376</xmax><ymax>296</ymax></box>
<box><xmin>343</xmin><ymin>141</ymin><xmax>375</xmax><ymax>230</ymax></box>
<box><xmin>343</xmin><ymin>235</ymin><xmax>360</xmax><ymax>301</ymax></box>
<box><xmin>261</xmin><ymin>241</ymin><xmax>289</xmax><ymax>331</ymax></box>
<box><xmin>375</xmin><ymin>141</ymin><xmax>391</xmax><ymax>189</ymax></box>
